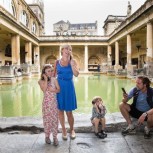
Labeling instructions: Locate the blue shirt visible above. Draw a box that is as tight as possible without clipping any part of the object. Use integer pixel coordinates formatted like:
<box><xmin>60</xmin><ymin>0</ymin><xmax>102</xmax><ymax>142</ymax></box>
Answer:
<box><xmin>128</xmin><ymin>87</ymin><xmax>151</xmax><ymax>112</ymax></box>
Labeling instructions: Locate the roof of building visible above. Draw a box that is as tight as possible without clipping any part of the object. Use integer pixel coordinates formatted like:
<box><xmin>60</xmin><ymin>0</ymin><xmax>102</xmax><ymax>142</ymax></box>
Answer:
<box><xmin>54</xmin><ymin>20</ymin><xmax>67</xmax><ymax>25</ymax></box>
<box><xmin>70</xmin><ymin>22</ymin><xmax>97</xmax><ymax>29</ymax></box>
<box><xmin>104</xmin><ymin>15</ymin><xmax>127</xmax><ymax>23</ymax></box>
<box><xmin>54</xmin><ymin>20</ymin><xmax>97</xmax><ymax>29</ymax></box>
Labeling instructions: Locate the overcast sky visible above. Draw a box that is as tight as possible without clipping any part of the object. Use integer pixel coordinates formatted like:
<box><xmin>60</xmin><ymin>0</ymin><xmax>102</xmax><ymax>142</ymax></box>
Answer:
<box><xmin>26</xmin><ymin>0</ymin><xmax>146</xmax><ymax>35</ymax></box>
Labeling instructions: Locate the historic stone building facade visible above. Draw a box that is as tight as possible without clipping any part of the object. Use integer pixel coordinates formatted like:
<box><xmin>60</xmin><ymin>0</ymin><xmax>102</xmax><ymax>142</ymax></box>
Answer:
<box><xmin>53</xmin><ymin>20</ymin><xmax>97</xmax><ymax>36</ymax></box>
<box><xmin>0</xmin><ymin>0</ymin><xmax>44</xmax><ymax>66</ymax></box>
<box><xmin>103</xmin><ymin>15</ymin><xmax>127</xmax><ymax>36</ymax></box>
<box><xmin>0</xmin><ymin>0</ymin><xmax>153</xmax><ymax>76</ymax></box>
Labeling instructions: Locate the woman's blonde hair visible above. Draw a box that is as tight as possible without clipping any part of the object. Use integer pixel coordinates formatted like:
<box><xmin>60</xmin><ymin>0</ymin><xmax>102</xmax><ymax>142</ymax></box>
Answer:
<box><xmin>92</xmin><ymin>96</ymin><xmax>102</xmax><ymax>104</ymax></box>
<box><xmin>61</xmin><ymin>44</ymin><xmax>72</xmax><ymax>55</ymax></box>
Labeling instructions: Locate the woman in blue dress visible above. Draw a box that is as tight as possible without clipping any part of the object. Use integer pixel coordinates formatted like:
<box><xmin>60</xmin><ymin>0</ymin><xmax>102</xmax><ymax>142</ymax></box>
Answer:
<box><xmin>54</xmin><ymin>45</ymin><xmax>79</xmax><ymax>140</ymax></box>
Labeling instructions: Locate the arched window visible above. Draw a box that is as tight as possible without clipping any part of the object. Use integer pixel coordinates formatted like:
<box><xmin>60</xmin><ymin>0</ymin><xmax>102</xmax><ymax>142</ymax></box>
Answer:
<box><xmin>0</xmin><ymin>0</ymin><xmax>16</xmax><ymax>17</ymax></box>
<box><xmin>20</xmin><ymin>10</ymin><xmax>29</xmax><ymax>27</ymax></box>
<box><xmin>32</xmin><ymin>22</ymin><xmax>37</xmax><ymax>34</ymax></box>
<box><xmin>88</xmin><ymin>56</ymin><xmax>100</xmax><ymax>64</ymax></box>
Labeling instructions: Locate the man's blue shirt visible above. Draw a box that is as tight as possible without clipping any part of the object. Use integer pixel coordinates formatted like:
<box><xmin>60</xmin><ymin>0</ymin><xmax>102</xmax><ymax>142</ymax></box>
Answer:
<box><xmin>128</xmin><ymin>87</ymin><xmax>151</xmax><ymax>112</ymax></box>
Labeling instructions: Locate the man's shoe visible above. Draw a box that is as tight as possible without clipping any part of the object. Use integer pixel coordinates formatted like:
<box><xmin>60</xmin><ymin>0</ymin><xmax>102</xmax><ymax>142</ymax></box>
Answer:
<box><xmin>122</xmin><ymin>127</ymin><xmax>136</xmax><ymax>136</ymax></box>
<box><xmin>144</xmin><ymin>130</ymin><xmax>151</xmax><ymax>139</ymax></box>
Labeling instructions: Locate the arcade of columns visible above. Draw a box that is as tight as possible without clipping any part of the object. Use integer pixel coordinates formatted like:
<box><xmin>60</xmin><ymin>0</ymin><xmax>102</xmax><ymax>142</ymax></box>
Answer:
<box><xmin>0</xmin><ymin>0</ymin><xmax>153</xmax><ymax>74</ymax></box>
<box><xmin>6</xmin><ymin>21</ymin><xmax>153</xmax><ymax>73</ymax></box>
<box><xmin>2</xmin><ymin>22</ymin><xmax>153</xmax><ymax>72</ymax></box>
<box><xmin>11</xmin><ymin>23</ymin><xmax>153</xmax><ymax>73</ymax></box>
<box><xmin>11</xmin><ymin>34</ymin><xmax>40</xmax><ymax>66</ymax></box>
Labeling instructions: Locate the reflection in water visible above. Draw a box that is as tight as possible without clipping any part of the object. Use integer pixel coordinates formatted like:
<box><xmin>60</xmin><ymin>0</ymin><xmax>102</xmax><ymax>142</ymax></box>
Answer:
<box><xmin>0</xmin><ymin>75</ymin><xmax>135</xmax><ymax>117</ymax></box>
<box><xmin>75</xmin><ymin>75</ymin><xmax>135</xmax><ymax>114</ymax></box>
<box><xmin>0</xmin><ymin>79</ymin><xmax>43</xmax><ymax>117</ymax></box>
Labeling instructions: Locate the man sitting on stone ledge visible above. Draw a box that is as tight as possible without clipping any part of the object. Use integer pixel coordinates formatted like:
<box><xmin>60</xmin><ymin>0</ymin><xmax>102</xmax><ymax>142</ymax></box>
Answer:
<box><xmin>119</xmin><ymin>76</ymin><xmax>153</xmax><ymax>139</ymax></box>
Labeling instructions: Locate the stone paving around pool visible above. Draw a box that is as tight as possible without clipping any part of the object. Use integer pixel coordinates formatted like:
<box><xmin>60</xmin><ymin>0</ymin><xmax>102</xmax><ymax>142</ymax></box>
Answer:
<box><xmin>0</xmin><ymin>113</ymin><xmax>135</xmax><ymax>133</ymax></box>
<box><xmin>0</xmin><ymin>113</ymin><xmax>153</xmax><ymax>153</ymax></box>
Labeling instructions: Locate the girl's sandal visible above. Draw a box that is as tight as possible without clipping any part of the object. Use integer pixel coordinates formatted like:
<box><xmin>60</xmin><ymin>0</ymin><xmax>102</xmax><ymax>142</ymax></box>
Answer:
<box><xmin>45</xmin><ymin>137</ymin><xmax>51</xmax><ymax>144</ymax></box>
<box><xmin>53</xmin><ymin>138</ymin><xmax>59</xmax><ymax>146</ymax></box>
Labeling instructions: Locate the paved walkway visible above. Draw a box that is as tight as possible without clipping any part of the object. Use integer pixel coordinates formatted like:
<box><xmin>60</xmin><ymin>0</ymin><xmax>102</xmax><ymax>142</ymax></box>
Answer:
<box><xmin>0</xmin><ymin>132</ymin><xmax>153</xmax><ymax>153</ymax></box>
<box><xmin>0</xmin><ymin>113</ymin><xmax>153</xmax><ymax>153</ymax></box>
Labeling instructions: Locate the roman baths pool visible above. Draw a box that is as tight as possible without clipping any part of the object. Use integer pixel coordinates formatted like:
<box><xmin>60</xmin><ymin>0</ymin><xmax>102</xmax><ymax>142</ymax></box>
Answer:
<box><xmin>0</xmin><ymin>75</ymin><xmax>136</xmax><ymax>117</ymax></box>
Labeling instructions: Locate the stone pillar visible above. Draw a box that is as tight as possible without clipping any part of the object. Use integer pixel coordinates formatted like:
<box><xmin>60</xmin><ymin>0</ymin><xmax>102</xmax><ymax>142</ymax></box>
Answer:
<box><xmin>11</xmin><ymin>34</ymin><xmax>20</xmax><ymax>65</ymax></box>
<box><xmin>127</xmin><ymin>34</ymin><xmax>132</xmax><ymax>65</ymax></box>
<box><xmin>107</xmin><ymin>45</ymin><xmax>112</xmax><ymax>66</ymax></box>
<box><xmin>59</xmin><ymin>45</ymin><xmax>62</xmax><ymax>59</ymax></box>
<box><xmin>114</xmin><ymin>41</ymin><xmax>120</xmax><ymax>72</ymax></box>
<box><xmin>115</xmin><ymin>41</ymin><xmax>119</xmax><ymax>66</ymax></box>
<box><xmin>146</xmin><ymin>22</ymin><xmax>153</xmax><ymax>76</ymax></box>
<box><xmin>84</xmin><ymin>45</ymin><xmax>88</xmax><ymax>72</ymax></box>
<box><xmin>34</xmin><ymin>46</ymin><xmax>40</xmax><ymax>65</ymax></box>
<box><xmin>126</xmin><ymin>34</ymin><xmax>133</xmax><ymax>73</ymax></box>
<box><xmin>146</xmin><ymin>22</ymin><xmax>153</xmax><ymax>62</ymax></box>
<box><xmin>25</xmin><ymin>42</ymin><xmax>32</xmax><ymax>64</ymax></box>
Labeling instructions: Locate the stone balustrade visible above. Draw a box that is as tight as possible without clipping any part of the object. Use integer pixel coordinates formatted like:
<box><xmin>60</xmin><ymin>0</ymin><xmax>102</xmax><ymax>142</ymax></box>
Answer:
<box><xmin>39</xmin><ymin>35</ymin><xmax>109</xmax><ymax>42</ymax></box>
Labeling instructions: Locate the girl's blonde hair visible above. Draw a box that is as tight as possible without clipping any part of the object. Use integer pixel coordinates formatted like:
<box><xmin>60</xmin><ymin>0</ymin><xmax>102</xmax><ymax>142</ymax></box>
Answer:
<box><xmin>92</xmin><ymin>96</ymin><xmax>102</xmax><ymax>104</ymax></box>
<box><xmin>41</xmin><ymin>64</ymin><xmax>53</xmax><ymax>80</ymax></box>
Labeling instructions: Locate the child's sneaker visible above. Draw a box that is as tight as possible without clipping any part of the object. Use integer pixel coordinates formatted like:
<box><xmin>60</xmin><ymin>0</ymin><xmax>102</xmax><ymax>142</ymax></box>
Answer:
<box><xmin>122</xmin><ymin>126</ymin><xmax>136</xmax><ymax>136</ymax></box>
<box><xmin>95</xmin><ymin>132</ymin><xmax>105</xmax><ymax>139</ymax></box>
<box><xmin>101</xmin><ymin>130</ymin><xmax>107</xmax><ymax>138</ymax></box>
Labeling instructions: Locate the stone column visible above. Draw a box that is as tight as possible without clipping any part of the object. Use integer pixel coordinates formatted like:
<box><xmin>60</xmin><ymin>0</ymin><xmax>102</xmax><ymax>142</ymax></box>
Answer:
<box><xmin>34</xmin><ymin>46</ymin><xmax>40</xmax><ymax>65</ymax></box>
<box><xmin>34</xmin><ymin>46</ymin><xmax>40</xmax><ymax>73</ymax></box>
<box><xmin>114</xmin><ymin>41</ymin><xmax>120</xmax><ymax>72</ymax></box>
<box><xmin>84</xmin><ymin>45</ymin><xmax>88</xmax><ymax>72</ymax></box>
<box><xmin>11</xmin><ymin>34</ymin><xmax>20</xmax><ymax>65</ymax></box>
<box><xmin>127</xmin><ymin>34</ymin><xmax>132</xmax><ymax>65</ymax></box>
<box><xmin>107</xmin><ymin>45</ymin><xmax>112</xmax><ymax>66</ymax></box>
<box><xmin>146</xmin><ymin>22</ymin><xmax>153</xmax><ymax>76</ymax></box>
<box><xmin>115</xmin><ymin>41</ymin><xmax>119</xmax><ymax>65</ymax></box>
<box><xmin>146</xmin><ymin>22</ymin><xmax>153</xmax><ymax>62</ymax></box>
<box><xmin>25</xmin><ymin>42</ymin><xmax>32</xmax><ymax>64</ymax></box>
<box><xmin>59</xmin><ymin>45</ymin><xmax>62</xmax><ymax>59</ymax></box>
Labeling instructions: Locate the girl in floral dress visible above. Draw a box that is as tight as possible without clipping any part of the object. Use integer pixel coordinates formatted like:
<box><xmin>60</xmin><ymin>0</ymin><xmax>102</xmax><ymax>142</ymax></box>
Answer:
<box><xmin>38</xmin><ymin>64</ymin><xmax>60</xmax><ymax>146</ymax></box>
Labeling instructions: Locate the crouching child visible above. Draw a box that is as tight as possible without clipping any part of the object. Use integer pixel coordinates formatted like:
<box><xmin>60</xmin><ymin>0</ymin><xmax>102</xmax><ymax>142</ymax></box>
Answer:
<box><xmin>90</xmin><ymin>96</ymin><xmax>107</xmax><ymax>139</ymax></box>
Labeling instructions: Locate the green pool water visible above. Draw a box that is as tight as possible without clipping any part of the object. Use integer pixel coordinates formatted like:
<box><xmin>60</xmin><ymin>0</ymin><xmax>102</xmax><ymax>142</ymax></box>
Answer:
<box><xmin>0</xmin><ymin>75</ymin><xmax>135</xmax><ymax>117</ymax></box>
